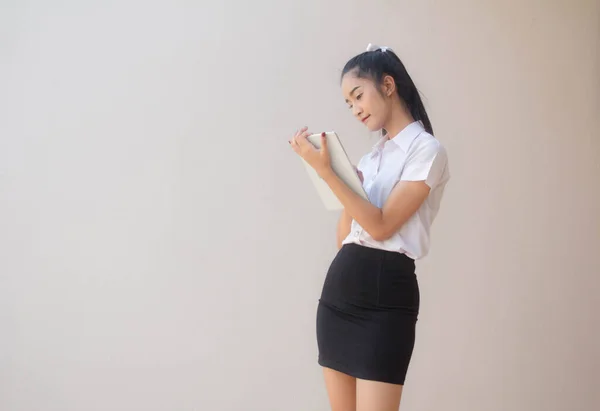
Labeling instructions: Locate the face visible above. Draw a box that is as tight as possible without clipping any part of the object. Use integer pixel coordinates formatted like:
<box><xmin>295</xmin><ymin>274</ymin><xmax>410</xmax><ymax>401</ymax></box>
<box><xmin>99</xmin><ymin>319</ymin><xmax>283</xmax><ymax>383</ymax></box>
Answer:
<box><xmin>341</xmin><ymin>72</ymin><xmax>393</xmax><ymax>132</ymax></box>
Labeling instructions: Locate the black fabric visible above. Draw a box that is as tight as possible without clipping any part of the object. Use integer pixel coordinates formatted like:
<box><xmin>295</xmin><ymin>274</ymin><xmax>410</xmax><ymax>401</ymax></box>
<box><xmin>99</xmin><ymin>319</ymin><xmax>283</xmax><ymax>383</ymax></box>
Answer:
<box><xmin>316</xmin><ymin>243</ymin><xmax>420</xmax><ymax>385</ymax></box>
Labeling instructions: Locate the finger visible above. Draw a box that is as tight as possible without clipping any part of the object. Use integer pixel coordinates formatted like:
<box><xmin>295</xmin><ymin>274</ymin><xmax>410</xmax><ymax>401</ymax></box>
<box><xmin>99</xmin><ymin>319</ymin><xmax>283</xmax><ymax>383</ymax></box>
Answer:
<box><xmin>320</xmin><ymin>132</ymin><xmax>328</xmax><ymax>152</ymax></box>
<box><xmin>295</xmin><ymin>126</ymin><xmax>308</xmax><ymax>139</ymax></box>
<box><xmin>296</xmin><ymin>130</ymin><xmax>312</xmax><ymax>147</ymax></box>
<box><xmin>298</xmin><ymin>129</ymin><xmax>310</xmax><ymax>140</ymax></box>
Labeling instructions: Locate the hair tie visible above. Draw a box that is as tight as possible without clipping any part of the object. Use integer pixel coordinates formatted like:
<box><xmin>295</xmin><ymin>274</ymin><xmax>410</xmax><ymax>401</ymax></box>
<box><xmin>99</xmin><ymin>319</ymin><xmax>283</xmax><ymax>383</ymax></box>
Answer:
<box><xmin>366</xmin><ymin>43</ymin><xmax>391</xmax><ymax>53</ymax></box>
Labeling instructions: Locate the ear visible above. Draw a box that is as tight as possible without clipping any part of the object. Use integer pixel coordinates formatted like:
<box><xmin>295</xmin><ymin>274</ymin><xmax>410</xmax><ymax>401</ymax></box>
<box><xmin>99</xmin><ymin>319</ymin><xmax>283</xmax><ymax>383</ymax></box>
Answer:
<box><xmin>381</xmin><ymin>75</ymin><xmax>396</xmax><ymax>97</ymax></box>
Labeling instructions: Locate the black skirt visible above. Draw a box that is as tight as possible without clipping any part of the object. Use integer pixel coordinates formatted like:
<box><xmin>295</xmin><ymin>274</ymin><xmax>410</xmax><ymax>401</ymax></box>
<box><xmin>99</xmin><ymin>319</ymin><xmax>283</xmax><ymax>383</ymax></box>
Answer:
<box><xmin>316</xmin><ymin>243</ymin><xmax>420</xmax><ymax>385</ymax></box>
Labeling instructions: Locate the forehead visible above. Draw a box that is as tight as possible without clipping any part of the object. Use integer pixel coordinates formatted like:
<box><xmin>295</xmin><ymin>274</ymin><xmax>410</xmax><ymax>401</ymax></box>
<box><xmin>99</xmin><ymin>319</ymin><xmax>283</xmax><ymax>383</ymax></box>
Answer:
<box><xmin>341</xmin><ymin>73</ymin><xmax>374</xmax><ymax>98</ymax></box>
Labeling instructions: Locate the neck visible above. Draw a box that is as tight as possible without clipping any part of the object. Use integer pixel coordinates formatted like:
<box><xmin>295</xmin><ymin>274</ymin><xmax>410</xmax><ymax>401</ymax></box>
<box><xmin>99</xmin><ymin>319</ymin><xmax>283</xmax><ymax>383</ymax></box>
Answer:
<box><xmin>383</xmin><ymin>105</ymin><xmax>414</xmax><ymax>139</ymax></box>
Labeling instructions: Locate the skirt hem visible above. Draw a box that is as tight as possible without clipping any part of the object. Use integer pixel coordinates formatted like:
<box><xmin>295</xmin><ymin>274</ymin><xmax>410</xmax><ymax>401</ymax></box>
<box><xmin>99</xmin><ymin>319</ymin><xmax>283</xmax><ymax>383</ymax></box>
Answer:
<box><xmin>318</xmin><ymin>357</ymin><xmax>407</xmax><ymax>386</ymax></box>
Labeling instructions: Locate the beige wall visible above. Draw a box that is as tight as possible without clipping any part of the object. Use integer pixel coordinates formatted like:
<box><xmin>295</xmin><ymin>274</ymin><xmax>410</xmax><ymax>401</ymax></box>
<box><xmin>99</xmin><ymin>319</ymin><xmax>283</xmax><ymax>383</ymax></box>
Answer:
<box><xmin>1</xmin><ymin>1</ymin><xmax>598</xmax><ymax>410</ymax></box>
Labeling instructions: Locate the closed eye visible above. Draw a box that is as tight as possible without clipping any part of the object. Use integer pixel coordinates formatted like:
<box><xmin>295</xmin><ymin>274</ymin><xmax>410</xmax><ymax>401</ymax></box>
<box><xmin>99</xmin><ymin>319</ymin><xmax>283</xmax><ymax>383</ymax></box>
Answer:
<box><xmin>347</xmin><ymin>93</ymin><xmax>363</xmax><ymax>109</ymax></box>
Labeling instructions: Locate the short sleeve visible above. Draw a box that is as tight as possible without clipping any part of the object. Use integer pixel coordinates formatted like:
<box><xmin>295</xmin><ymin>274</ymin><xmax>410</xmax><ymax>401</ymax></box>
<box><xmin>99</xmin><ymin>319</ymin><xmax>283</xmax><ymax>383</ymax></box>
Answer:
<box><xmin>400</xmin><ymin>140</ymin><xmax>448</xmax><ymax>188</ymax></box>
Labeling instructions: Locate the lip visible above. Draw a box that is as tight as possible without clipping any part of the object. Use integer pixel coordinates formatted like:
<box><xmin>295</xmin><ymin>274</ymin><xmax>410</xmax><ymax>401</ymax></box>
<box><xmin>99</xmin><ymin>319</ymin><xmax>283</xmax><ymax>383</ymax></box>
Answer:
<box><xmin>361</xmin><ymin>115</ymin><xmax>370</xmax><ymax>123</ymax></box>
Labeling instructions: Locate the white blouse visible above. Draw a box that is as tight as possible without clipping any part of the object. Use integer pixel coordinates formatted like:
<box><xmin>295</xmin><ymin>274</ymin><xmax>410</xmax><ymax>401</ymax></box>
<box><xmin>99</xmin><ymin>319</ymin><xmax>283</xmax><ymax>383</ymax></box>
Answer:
<box><xmin>342</xmin><ymin>121</ymin><xmax>450</xmax><ymax>260</ymax></box>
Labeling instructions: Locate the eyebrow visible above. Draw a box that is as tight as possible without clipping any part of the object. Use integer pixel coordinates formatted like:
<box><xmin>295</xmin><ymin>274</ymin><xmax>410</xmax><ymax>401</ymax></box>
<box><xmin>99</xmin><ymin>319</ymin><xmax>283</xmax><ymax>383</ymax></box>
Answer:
<box><xmin>345</xmin><ymin>86</ymin><xmax>361</xmax><ymax>103</ymax></box>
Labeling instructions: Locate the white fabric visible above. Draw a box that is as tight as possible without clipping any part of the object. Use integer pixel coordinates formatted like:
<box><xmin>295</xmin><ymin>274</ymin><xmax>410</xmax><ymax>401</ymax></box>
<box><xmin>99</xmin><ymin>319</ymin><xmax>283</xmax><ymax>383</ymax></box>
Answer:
<box><xmin>342</xmin><ymin>121</ymin><xmax>450</xmax><ymax>260</ymax></box>
<box><xmin>366</xmin><ymin>43</ymin><xmax>391</xmax><ymax>53</ymax></box>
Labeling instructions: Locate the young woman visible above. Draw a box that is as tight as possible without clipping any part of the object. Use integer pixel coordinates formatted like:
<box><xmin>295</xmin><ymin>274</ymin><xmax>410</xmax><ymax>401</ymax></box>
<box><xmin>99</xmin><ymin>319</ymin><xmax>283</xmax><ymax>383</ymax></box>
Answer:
<box><xmin>289</xmin><ymin>43</ymin><xmax>450</xmax><ymax>411</ymax></box>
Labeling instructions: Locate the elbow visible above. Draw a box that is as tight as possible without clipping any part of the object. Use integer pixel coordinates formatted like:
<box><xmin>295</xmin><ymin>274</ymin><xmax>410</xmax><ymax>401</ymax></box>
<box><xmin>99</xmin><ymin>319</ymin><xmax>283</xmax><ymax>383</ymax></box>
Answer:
<box><xmin>369</xmin><ymin>227</ymin><xmax>393</xmax><ymax>242</ymax></box>
<box><xmin>369</xmin><ymin>219</ymin><xmax>403</xmax><ymax>242</ymax></box>
<box><xmin>370</xmin><ymin>233</ymin><xmax>391</xmax><ymax>242</ymax></box>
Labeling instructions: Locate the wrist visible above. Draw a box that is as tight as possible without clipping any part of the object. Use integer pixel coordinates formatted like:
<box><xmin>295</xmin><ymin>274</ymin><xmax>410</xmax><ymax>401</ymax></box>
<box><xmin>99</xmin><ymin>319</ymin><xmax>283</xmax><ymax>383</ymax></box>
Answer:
<box><xmin>319</xmin><ymin>166</ymin><xmax>335</xmax><ymax>180</ymax></box>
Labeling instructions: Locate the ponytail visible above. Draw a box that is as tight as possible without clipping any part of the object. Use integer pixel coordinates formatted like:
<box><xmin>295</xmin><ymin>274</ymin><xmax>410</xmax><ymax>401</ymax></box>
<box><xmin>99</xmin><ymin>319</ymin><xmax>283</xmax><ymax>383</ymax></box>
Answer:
<box><xmin>403</xmin><ymin>74</ymin><xmax>433</xmax><ymax>135</ymax></box>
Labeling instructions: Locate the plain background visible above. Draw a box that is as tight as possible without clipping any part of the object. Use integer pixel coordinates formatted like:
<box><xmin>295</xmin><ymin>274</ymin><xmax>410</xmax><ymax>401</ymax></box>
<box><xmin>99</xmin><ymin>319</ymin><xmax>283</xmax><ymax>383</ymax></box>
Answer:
<box><xmin>1</xmin><ymin>1</ymin><xmax>599</xmax><ymax>410</ymax></box>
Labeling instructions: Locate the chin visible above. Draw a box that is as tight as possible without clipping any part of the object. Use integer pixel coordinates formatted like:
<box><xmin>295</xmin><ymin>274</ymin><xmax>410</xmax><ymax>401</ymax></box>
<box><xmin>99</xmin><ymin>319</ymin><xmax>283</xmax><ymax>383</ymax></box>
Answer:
<box><xmin>366</xmin><ymin>122</ymin><xmax>383</xmax><ymax>132</ymax></box>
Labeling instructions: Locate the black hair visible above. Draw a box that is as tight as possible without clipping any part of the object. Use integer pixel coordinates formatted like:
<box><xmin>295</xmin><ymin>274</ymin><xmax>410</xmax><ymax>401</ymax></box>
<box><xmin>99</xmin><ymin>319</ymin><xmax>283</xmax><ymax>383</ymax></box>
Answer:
<box><xmin>341</xmin><ymin>48</ymin><xmax>433</xmax><ymax>135</ymax></box>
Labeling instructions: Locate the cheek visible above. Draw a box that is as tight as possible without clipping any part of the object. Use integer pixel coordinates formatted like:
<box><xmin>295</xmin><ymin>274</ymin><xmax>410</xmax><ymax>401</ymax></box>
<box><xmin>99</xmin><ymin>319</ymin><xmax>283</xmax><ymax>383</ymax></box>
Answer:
<box><xmin>371</xmin><ymin>98</ymin><xmax>390</xmax><ymax>128</ymax></box>
<box><xmin>366</xmin><ymin>94</ymin><xmax>385</xmax><ymax>117</ymax></box>
<box><xmin>363</xmin><ymin>94</ymin><xmax>376</xmax><ymax>114</ymax></box>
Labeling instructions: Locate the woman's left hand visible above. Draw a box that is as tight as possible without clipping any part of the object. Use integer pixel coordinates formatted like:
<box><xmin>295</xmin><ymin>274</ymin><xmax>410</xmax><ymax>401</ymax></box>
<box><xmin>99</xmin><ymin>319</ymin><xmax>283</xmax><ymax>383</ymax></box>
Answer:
<box><xmin>289</xmin><ymin>127</ymin><xmax>332</xmax><ymax>178</ymax></box>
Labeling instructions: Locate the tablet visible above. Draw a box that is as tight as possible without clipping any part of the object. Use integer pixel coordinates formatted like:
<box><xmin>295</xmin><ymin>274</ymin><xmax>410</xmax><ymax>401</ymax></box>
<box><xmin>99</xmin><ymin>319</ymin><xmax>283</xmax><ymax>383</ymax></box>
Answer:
<box><xmin>300</xmin><ymin>131</ymin><xmax>369</xmax><ymax>210</ymax></box>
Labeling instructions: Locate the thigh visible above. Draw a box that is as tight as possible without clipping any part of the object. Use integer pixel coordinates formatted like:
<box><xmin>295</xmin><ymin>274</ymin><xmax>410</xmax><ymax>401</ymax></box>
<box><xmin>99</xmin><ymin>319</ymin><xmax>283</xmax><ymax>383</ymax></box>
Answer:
<box><xmin>356</xmin><ymin>378</ymin><xmax>403</xmax><ymax>411</ymax></box>
<box><xmin>322</xmin><ymin>367</ymin><xmax>356</xmax><ymax>411</ymax></box>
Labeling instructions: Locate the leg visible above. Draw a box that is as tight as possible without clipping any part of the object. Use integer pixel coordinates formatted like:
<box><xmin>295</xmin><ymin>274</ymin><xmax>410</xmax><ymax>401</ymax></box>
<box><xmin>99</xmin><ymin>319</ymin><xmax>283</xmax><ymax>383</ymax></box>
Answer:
<box><xmin>322</xmin><ymin>367</ymin><xmax>356</xmax><ymax>411</ymax></box>
<box><xmin>356</xmin><ymin>378</ymin><xmax>403</xmax><ymax>411</ymax></box>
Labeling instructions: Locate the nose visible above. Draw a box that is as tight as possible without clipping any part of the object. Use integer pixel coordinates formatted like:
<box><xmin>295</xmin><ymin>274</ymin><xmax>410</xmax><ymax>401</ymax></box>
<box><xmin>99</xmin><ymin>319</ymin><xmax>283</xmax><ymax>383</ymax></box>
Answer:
<box><xmin>352</xmin><ymin>104</ymin><xmax>363</xmax><ymax>118</ymax></box>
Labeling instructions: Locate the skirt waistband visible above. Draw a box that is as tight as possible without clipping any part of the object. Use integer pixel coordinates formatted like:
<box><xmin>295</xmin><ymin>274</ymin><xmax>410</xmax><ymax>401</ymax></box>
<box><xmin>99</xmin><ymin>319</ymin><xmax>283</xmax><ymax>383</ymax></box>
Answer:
<box><xmin>342</xmin><ymin>243</ymin><xmax>414</xmax><ymax>265</ymax></box>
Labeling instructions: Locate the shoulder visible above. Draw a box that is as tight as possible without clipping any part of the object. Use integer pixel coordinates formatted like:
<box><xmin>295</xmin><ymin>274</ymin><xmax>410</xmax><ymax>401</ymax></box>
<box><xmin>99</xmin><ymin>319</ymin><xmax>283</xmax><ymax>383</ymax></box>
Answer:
<box><xmin>409</xmin><ymin>132</ymin><xmax>446</xmax><ymax>160</ymax></box>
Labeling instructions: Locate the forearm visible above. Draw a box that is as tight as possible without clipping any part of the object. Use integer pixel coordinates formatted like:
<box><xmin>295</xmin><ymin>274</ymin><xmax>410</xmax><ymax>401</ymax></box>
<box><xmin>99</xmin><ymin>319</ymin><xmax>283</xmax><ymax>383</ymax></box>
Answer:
<box><xmin>322</xmin><ymin>169</ymin><xmax>385</xmax><ymax>240</ymax></box>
